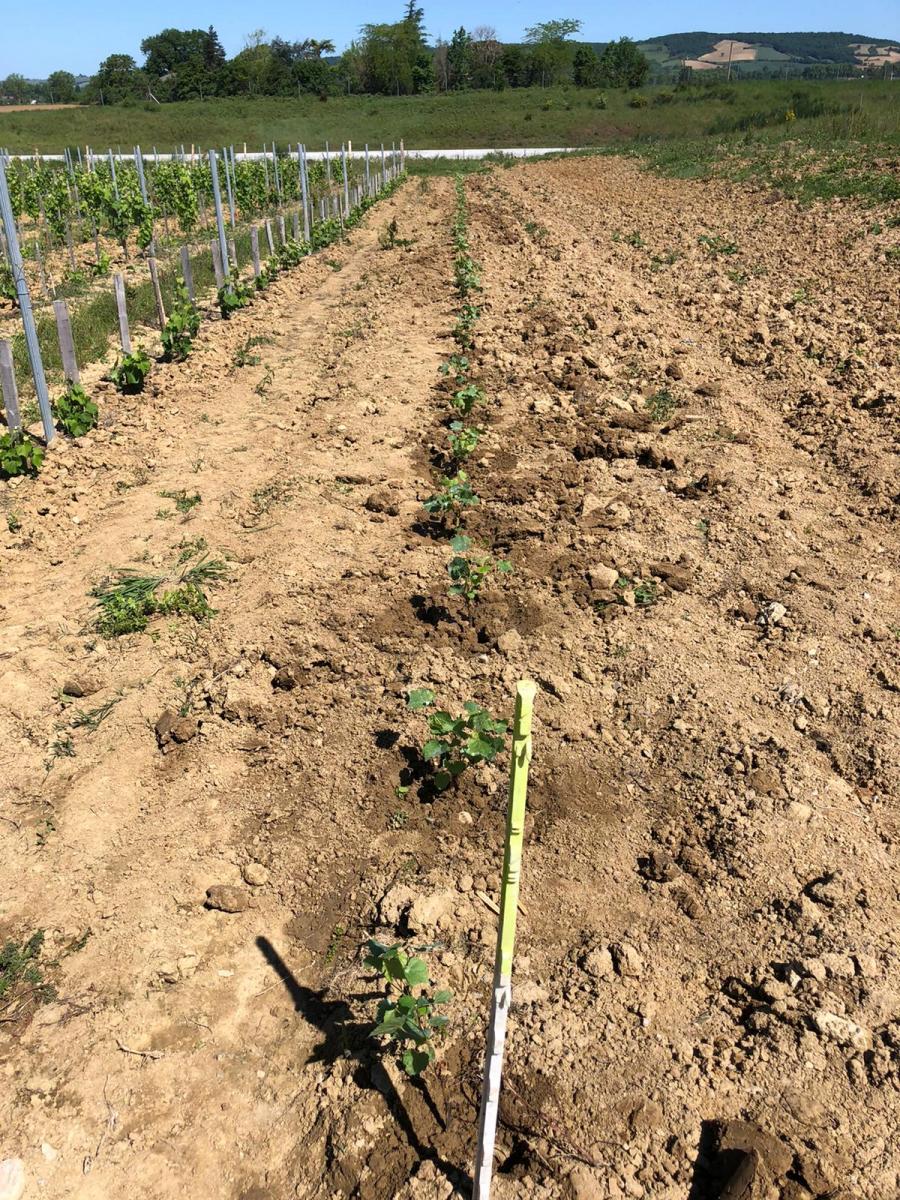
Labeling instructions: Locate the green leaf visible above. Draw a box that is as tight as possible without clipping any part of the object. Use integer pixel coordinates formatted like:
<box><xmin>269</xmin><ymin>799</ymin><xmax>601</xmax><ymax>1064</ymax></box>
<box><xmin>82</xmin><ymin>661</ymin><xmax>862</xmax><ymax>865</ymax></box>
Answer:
<box><xmin>433</xmin><ymin>769</ymin><xmax>452</xmax><ymax>791</ymax></box>
<box><xmin>402</xmin><ymin>1047</ymin><xmax>433</xmax><ymax>1076</ymax></box>
<box><xmin>433</xmin><ymin>989</ymin><xmax>453</xmax><ymax>1004</ymax></box>
<box><xmin>466</xmin><ymin>735</ymin><xmax>501</xmax><ymax>760</ymax></box>
<box><xmin>429</xmin><ymin>1014</ymin><xmax>450</xmax><ymax>1029</ymax></box>
<box><xmin>448</xmin><ymin>557</ymin><xmax>469</xmax><ymax>581</ymax></box>
<box><xmin>428</xmin><ymin>712</ymin><xmax>459</xmax><ymax>735</ymax></box>
<box><xmin>450</xmin><ymin>534</ymin><xmax>471</xmax><ymax>552</ymax></box>
<box><xmin>407</xmin><ymin>687</ymin><xmax>435</xmax><ymax>711</ymax></box>
<box><xmin>463</xmin><ymin>701</ymin><xmax>482</xmax><ymax>715</ymax></box>
<box><xmin>404</xmin><ymin>957</ymin><xmax>429</xmax><ymax>986</ymax></box>
<box><xmin>497</xmin><ymin>560</ymin><xmax>512</xmax><ymax>573</ymax></box>
<box><xmin>422</xmin><ymin>738</ymin><xmax>448</xmax><ymax>761</ymax></box>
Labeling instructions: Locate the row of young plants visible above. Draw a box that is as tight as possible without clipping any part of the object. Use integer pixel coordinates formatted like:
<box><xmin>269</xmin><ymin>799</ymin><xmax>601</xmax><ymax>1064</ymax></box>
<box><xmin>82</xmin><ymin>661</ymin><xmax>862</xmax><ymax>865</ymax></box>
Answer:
<box><xmin>0</xmin><ymin>174</ymin><xmax>407</xmax><ymax>481</ymax></box>
<box><xmin>367</xmin><ymin>177</ymin><xmax>512</xmax><ymax>1079</ymax></box>
<box><xmin>3</xmin><ymin>154</ymin><xmax>365</xmax><ymax>271</ymax></box>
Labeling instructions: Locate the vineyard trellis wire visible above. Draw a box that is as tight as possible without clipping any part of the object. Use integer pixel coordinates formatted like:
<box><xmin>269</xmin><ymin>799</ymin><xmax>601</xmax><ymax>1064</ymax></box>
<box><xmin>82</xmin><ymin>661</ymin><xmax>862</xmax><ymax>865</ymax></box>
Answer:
<box><xmin>0</xmin><ymin>137</ymin><xmax>406</xmax><ymax>475</ymax></box>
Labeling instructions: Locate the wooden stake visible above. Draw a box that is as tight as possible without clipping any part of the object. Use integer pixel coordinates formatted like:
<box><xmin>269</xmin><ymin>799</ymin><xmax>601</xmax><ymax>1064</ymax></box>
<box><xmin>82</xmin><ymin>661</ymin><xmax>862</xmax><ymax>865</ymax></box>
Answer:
<box><xmin>113</xmin><ymin>273</ymin><xmax>131</xmax><ymax>353</ymax></box>
<box><xmin>53</xmin><ymin>299</ymin><xmax>79</xmax><ymax>384</ymax></box>
<box><xmin>147</xmin><ymin>255</ymin><xmax>167</xmax><ymax>329</ymax></box>
<box><xmin>0</xmin><ymin>339</ymin><xmax>22</xmax><ymax>432</ymax></box>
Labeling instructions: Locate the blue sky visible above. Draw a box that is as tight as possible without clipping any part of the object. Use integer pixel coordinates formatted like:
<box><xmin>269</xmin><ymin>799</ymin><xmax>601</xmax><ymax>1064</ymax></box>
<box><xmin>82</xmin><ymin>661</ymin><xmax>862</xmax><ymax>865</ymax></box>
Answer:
<box><xmin>3</xmin><ymin>0</ymin><xmax>898</xmax><ymax>77</ymax></box>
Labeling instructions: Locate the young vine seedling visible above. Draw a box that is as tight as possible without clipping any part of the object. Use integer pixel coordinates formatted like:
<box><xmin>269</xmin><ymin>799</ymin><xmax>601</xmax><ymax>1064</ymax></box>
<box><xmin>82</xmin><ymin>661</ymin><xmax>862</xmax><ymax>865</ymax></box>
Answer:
<box><xmin>364</xmin><ymin>938</ymin><xmax>451</xmax><ymax>1077</ymax></box>
<box><xmin>0</xmin><ymin>431</ymin><xmax>44</xmax><ymax>479</ymax></box>
<box><xmin>422</xmin><ymin>471</ymin><xmax>480</xmax><ymax>527</ymax></box>
<box><xmin>53</xmin><ymin>385</ymin><xmax>98</xmax><ymax>438</ymax></box>
<box><xmin>161</xmin><ymin>278</ymin><xmax>200</xmax><ymax>362</ymax></box>
<box><xmin>448</xmin><ymin>422</ymin><xmax>481</xmax><ymax>461</ymax></box>
<box><xmin>407</xmin><ymin>687</ymin><xmax>507</xmax><ymax>791</ymax></box>
<box><xmin>451</xmin><ymin>383</ymin><xmax>484</xmax><ymax>417</ymax></box>
<box><xmin>109</xmin><ymin>347</ymin><xmax>151</xmax><ymax>394</ymax></box>
<box><xmin>447</xmin><ymin>534</ymin><xmax>511</xmax><ymax>604</ymax></box>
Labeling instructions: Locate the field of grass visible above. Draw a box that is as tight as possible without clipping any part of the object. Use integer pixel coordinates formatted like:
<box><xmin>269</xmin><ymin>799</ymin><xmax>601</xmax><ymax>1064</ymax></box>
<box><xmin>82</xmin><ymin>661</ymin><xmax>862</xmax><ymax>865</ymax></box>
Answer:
<box><xmin>0</xmin><ymin>80</ymin><xmax>897</xmax><ymax>156</ymax></box>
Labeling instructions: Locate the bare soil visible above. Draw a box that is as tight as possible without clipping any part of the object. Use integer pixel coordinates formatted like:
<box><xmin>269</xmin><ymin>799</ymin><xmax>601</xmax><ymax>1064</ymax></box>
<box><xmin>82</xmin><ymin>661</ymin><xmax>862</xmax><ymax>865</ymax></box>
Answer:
<box><xmin>1</xmin><ymin>158</ymin><xmax>898</xmax><ymax>1200</ymax></box>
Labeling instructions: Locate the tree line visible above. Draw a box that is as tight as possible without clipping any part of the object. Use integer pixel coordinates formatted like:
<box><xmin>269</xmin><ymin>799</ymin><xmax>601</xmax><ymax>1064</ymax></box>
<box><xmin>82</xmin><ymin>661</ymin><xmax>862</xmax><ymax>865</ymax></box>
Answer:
<box><xmin>1</xmin><ymin>11</ymin><xmax>652</xmax><ymax>105</ymax></box>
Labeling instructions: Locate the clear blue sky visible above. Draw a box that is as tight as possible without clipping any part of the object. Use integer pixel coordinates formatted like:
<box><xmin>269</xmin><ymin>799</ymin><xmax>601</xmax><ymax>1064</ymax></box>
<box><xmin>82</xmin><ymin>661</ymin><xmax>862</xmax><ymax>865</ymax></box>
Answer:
<box><xmin>3</xmin><ymin>0</ymin><xmax>898</xmax><ymax>77</ymax></box>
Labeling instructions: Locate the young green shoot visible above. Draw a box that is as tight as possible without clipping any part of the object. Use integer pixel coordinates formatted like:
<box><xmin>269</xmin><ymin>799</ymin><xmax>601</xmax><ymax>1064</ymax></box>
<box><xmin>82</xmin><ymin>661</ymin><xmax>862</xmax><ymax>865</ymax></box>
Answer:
<box><xmin>407</xmin><ymin>687</ymin><xmax>507</xmax><ymax>791</ymax></box>
<box><xmin>447</xmin><ymin>534</ymin><xmax>511</xmax><ymax>604</ymax></box>
<box><xmin>365</xmin><ymin>938</ymin><xmax>451</xmax><ymax>1076</ymax></box>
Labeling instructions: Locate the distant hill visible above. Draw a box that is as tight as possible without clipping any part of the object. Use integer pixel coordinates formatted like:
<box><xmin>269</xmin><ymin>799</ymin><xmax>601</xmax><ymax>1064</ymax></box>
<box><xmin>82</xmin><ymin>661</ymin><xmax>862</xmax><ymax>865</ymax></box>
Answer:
<box><xmin>633</xmin><ymin>31</ymin><xmax>900</xmax><ymax>74</ymax></box>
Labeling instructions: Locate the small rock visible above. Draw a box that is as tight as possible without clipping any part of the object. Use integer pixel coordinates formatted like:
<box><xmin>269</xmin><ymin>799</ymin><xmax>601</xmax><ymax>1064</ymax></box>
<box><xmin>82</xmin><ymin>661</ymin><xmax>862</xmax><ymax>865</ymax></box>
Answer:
<box><xmin>820</xmin><ymin>952</ymin><xmax>855</xmax><ymax>980</ymax></box>
<box><xmin>588</xmin><ymin>563</ymin><xmax>619</xmax><ymax>591</ymax></box>
<box><xmin>61</xmin><ymin>676</ymin><xmax>100</xmax><ymax>698</ymax></box>
<box><xmin>811</xmin><ymin>1009</ymin><xmax>872</xmax><ymax>1050</ymax></box>
<box><xmin>457</xmin><ymin>811</ymin><xmax>474</xmax><ymax>826</ymax></box>
<box><xmin>458</xmin><ymin>873</ymin><xmax>474</xmax><ymax>893</ymax></box>
<box><xmin>40</xmin><ymin>1144</ymin><xmax>58</xmax><ymax>1162</ymax></box>
<box><xmin>758</xmin><ymin>601</ymin><xmax>788</xmax><ymax>627</ymax></box>
<box><xmin>0</xmin><ymin>1159</ymin><xmax>25</xmax><ymax>1200</ymax></box>
<box><xmin>610</xmin><ymin>941</ymin><xmax>643</xmax><ymax>978</ymax></box>
<box><xmin>496</xmin><ymin>629</ymin><xmax>523</xmax><ymax>654</ymax></box>
<box><xmin>786</xmin><ymin>801</ymin><xmax>812</xmax><ymax>823</ymax></box>
<box><xmin>566</xmin><ymin>1165</ymin><xmax>605</xmax><ymax>1200</ymax></box>
<box><xmin>242</xmin><ymin>862</ymin><xmax>270</xmax><ymax>886</ymax></box>
<box><xmin>649</xmin><ymin>560</ymin><xmax>692</xmax><ymax>592</ymax></box>
<box><xmin>205</xmin><ymin>885</ymin><xmax>250</xmax><ymax>914</ymax></box>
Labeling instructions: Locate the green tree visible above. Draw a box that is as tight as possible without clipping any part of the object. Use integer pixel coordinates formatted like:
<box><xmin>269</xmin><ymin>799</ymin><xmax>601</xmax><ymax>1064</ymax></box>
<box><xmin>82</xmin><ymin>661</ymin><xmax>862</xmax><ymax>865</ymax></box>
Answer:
<box><xmin>46</xmin><ymin>70</ymin><xmax>77</xmax><ymax>103</ymax></box>
<box><xmin>500</xmin><ymin>45</ymin><xmax>527</xmax><ymax>88</ymax></box>
<box><xmin>523</xmin><ymin>18</ymin><xmax>582</xmax><ymax>86</ymax></box>
<box><xmin>447</xmin><ymin>27</ymin><xmax>473</xmax><ymax>90</ymax></box>
<box><xmin>471</xmin><ymin>26</ymin><xmax>504</xmax><ymax>89</ymax></box>
<box><xmin>572</xmin><ymin>45</ymin><xmax>599</xmax><ymax>87</ymax></box>
<box><xmin>598</xmin><ymin>37</ymin><xmax>650</xmax><ymax>89</ymax></box>
<box><xmin>89</xmin><ymin>55</ymin><xmax>146</xmax><ymax>104</ymax></box>
<box><xmin>1</xmin><ymin>74</ymin><xmax>30</xmax><ymax>103</ymax></box>
<box><xmin>141</xmin><ymin>28</ymin><xmax>212</xmax><ymax>77</ymax></box>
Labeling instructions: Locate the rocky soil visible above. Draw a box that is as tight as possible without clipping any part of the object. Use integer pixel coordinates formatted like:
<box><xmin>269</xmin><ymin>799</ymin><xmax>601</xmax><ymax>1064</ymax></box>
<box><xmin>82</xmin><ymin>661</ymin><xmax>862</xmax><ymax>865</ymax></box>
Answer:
<box><xmin>0</xmin><ymin>158</ymin><xmax>898</xmax><ymax>1200</ymax></box>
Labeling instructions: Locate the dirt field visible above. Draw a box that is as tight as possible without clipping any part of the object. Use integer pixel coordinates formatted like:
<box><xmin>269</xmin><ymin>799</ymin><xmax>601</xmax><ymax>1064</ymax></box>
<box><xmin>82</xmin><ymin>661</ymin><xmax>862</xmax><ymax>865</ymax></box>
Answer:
<box><xmin>0</xmin><ymin>104</ymin><xmax>79</xmax><ymax>114</ymax></box>
<box><xmin>1</xmin><ymin>158</ymin><xmax>898</xmax><ymax>1200</ymax></box>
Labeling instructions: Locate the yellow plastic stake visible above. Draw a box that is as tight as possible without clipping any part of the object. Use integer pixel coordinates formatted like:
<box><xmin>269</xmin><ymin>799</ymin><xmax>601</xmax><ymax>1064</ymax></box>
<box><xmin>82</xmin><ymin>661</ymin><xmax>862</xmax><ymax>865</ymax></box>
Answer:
<box><xmin>473</xmin><ymin>679</ymin><xmax>537</xmax><ymax>1200</ymax></box>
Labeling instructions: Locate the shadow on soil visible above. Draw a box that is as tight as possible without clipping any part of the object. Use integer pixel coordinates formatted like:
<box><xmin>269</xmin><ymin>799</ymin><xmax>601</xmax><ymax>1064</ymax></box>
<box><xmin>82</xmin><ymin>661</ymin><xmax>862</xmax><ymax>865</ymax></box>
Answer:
<box><xmin>255</xmin><ymin>935</ymin><xmax>472</xmax><ymax>1196</ymax></box>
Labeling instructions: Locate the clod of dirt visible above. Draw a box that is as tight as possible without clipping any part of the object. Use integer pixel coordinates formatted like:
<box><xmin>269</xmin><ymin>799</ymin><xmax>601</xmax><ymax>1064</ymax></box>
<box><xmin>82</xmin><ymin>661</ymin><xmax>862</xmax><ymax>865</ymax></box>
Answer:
<box><xmin>155</xmin><ymin>710</ymin><xmax>200</xmax><ymax>749</ymax></box>
<box><xmin>649</xmin><ymin>561</ymin><xmax>692</xmax><ymax>592</ymax></box>
<box><xmin>61</xmin><ymin>676</ymin><xmax>101</xmax><ymax>699</ymax></box>
<box><xmin>702</xmin><ymin>1119</ymin><xmax>794</xmax><ymax>1199</ymax></box>
<box><xmin>565</xmin><ymin>1164</ymin><xmax>605</xmax><ymax>1200</ymax></box>
<box><xmin>610</xmin><ymin>941</ymin><xmax>643</xmax><ymax>978</ymax></box>
<box><xmin>746</xmin><ymin>767</ymin><xmax>783</xmax><ymax>797</ymax></box>
<box><xmin>204</xmin><ymin>885</ymin><xmax>250</xmax><ymax>913</ymax></box>
<box><xmin>242</xmin><ymin>862</ymin><xmax>270</xmax><ymax>886</ymax></box>
<box><xmin>271</xmin><ymin>665</ymin><xmax>299</xmax><ymax>690</ymax></box>
<box><xmin>365</xmin><ymin>485</ymin><xmax>401</xmax><ymax>516</ymax></box>
<box><xmin>642</xmin><ymin>848</ymin><xmax>679</xmax><ymax>882</ymax></box>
